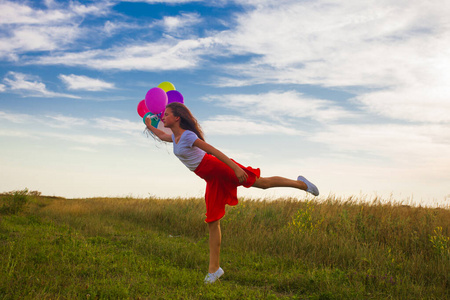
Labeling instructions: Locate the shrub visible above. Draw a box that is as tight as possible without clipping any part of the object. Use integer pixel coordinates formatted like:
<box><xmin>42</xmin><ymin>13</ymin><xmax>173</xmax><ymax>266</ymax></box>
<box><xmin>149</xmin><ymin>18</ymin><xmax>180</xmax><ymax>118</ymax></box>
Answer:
<box><xmin>0</xmin><ymin>189</ymin><xmax>30</xmax><ymax>215</ymax></box>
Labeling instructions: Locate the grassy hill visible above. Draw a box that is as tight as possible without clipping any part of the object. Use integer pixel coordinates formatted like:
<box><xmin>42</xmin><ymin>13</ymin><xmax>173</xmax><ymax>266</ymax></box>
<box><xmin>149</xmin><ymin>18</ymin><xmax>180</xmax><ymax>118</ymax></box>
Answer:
<box><xmin>1</xmin><ymin>189</ymin><xmax>449</xmax><ymax>299</ymax></box>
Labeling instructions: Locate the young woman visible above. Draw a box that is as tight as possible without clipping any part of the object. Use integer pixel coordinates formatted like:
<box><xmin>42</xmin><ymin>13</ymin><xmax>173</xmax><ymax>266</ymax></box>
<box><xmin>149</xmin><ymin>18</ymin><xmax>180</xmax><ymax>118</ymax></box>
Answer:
<box><xmin>144</xmin><ymin>102</ymin><xmax>319</xmax><ymax>284</ymax></box>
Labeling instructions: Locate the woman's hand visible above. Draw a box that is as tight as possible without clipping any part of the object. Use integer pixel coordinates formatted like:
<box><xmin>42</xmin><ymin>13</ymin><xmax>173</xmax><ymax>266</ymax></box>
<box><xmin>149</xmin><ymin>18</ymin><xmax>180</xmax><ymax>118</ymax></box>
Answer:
<box><xmin>234</xmin><ymin>167</ymin><xmax>248</xmax><ymax>183</ymax></box>
<box><xmin>144</xmin><ymin>116</ymin><xmax>172</xmax><ymax>142</ymax></box>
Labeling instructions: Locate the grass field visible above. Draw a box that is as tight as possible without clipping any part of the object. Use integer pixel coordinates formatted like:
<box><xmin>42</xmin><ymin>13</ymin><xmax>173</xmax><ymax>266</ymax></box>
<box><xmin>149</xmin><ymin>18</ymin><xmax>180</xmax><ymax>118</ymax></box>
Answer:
<box><xmin>1</xmin><ymin>189</ymin><xmax>449</xmax><ymax>299</ymax></box>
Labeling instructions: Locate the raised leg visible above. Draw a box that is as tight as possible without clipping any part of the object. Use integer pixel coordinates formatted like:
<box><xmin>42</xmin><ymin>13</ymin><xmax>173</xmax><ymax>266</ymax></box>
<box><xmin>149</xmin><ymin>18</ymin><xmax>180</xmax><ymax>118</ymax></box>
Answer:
<box><xmin>252</xmin><ymin>176</ymin><xmax>319</xmax><ymax>196</ymax></box>
<box><xmin>252</xmin><ymin>176</ymin><xmax>307</xmax><ymax>190</ymax></box>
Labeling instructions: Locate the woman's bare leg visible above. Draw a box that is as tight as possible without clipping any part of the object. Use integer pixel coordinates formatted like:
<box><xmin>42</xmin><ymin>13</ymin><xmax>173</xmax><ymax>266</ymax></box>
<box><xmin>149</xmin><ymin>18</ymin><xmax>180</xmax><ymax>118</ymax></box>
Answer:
<box><xmin>252</xmin><ymin>176</ymin><xmax>319</xmax><ymax>196</ymax></box>
<box><xmin>253</xmin><ymin>176</ymin><xmax>307</xmax><ymax>190</ymax></box>
<box><xmin>208</xmin><ymin>220</ymin><xmax>221</xmax><ymax>273</ymax></box>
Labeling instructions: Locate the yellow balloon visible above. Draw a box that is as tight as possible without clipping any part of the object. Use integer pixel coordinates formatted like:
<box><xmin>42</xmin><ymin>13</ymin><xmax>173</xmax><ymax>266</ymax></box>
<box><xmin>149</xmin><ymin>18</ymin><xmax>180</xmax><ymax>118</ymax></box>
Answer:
<box><xmin>158</xmin><ymin>81</ymin><xmax>176</xmax><ymax>92</ymax></box>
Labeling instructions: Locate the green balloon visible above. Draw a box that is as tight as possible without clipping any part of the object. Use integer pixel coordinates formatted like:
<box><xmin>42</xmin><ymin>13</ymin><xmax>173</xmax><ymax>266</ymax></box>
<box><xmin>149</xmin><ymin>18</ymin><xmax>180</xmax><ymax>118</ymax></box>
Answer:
<box><xmin>143</xmin><ymin>112</ymin><xmax>160</xmax><ymax>127</ymax></box>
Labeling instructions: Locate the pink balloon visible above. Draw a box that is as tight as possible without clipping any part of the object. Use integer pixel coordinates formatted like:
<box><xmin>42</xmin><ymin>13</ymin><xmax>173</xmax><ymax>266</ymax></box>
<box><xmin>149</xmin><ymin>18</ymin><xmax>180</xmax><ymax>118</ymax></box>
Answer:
<box><xmin>137</xmin><ymin>99</ymin><xmax>149</xmax><ymax>117</ymax></box>
<box><xmin>167</xmin><ymin>90</ymin><xmax>184</xmax><ymax>104</ymax></box>
<box><xmin>145</xmin><ymin>87</ymin><xmax>168</xmax><ymax>114</ymax></box>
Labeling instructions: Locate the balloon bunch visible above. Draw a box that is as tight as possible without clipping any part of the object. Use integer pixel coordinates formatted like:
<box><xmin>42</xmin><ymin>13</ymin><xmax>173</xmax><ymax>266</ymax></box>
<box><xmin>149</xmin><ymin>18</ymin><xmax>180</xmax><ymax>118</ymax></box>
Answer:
<box><xmin>137</xmin><ymin>81</ymin><xmax>184</xmax><ymax>133</ymax></box>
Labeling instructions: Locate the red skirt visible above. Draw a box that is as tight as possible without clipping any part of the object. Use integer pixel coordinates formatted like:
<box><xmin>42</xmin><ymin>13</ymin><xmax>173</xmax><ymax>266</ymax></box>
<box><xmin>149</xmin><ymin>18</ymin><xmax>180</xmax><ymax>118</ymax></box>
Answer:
<box><xmin>194</xmin><ymin>153</ymin><xmax>260</xmax><ymax>223</ymax></box>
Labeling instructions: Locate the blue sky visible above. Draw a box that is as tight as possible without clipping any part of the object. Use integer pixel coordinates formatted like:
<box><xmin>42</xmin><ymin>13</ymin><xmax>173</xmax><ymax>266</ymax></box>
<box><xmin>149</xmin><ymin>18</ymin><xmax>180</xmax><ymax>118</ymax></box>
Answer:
<box><xmin>1</xmin><ymin>0</ymin><xmax>449</xmax><ymax>206</ymax></box>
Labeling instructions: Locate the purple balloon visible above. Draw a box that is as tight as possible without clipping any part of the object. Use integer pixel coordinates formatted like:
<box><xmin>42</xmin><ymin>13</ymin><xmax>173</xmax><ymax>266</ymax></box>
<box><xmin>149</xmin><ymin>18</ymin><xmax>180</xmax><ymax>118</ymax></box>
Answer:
<box><xmin>167</xmin><ymin>90</ymin><xmax>184</xmax><ymax>104</ymax></box>
<box><xmin>145</xmin><ymin>87</ymin><xmax>168</xmax><ymax>114</ymax></box>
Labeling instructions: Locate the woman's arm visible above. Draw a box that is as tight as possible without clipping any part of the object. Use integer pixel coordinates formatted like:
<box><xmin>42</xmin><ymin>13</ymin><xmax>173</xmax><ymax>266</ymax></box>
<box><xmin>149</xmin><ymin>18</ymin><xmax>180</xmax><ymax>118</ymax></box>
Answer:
<box><xmin>144</xmin><ymin>117</ymin><xmax>172</xmax><ymax>143</ymax></box>
<box><xmin>193</xmin><ymin>139</ymin><xmax>249</xmax><ymax>183</ymax></box>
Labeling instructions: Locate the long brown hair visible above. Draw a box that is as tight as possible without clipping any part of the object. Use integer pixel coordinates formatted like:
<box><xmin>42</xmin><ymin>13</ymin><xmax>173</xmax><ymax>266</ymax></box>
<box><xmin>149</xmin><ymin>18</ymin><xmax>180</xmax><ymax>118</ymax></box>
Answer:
<box><xmin>166</xmin><ymin>102</ymin><xmax>205</xmax><ymax>141</ymax></box>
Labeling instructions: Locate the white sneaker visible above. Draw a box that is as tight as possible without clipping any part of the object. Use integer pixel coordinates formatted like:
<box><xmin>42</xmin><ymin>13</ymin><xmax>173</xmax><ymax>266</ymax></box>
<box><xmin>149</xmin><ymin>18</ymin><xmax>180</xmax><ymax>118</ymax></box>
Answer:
<box><xmin>297</xmin><ymin>176</ymin><xmax>319</xmax><ymax>196</ymax></box>
<box><xmin>204</xmin><ymin>267</ymin><xmax>224</xmax><ymax>284</ymax></box>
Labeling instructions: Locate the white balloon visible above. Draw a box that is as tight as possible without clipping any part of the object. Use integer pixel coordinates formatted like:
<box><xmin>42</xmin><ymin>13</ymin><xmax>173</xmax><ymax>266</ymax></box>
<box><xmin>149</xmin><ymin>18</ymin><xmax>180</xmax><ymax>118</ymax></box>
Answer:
<box><xmin>157</xmin><ymin>121</ymin><xmax>173</xmax><ymax>135</ymax></box>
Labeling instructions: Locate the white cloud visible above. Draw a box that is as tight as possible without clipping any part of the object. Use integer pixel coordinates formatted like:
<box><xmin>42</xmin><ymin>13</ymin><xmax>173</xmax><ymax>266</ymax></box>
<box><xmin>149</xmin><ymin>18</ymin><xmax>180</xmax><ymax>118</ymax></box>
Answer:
<box><xmin>307</xmin><ymin>122</ymin><xmax>450</xmax><ymax>201</ymax></box>
<box><xmin>1</xmin><ymin>111</ymin><xmax>88</xmax><ymax>128</ymax></box>
<box><xmin>0</xmin><ymin>111</ymin><xmax>127</xmax><ymax>146</ymax></box>
<box><xmin>0</xmin><ymin>0</ymin><xmax>111</xmax><ymax>25</ymax></box>
<box><xmin>213</xmin><ymin>0</ymin><xmax>450</xmax><ymax>124</ymax></box>
<box><xmin>2</xmin><ymin>72</ymin><xmax>79</xmax><ymax>98</ymax></box>
<box><xmin>219</xmin><ymin>0</ymin><xmax>449</xmax><ymax>79</ymax></box>
<box><xmin>93</xmin><ymin>117</ymin><xmax>143</xmax><ymax>135</ymax></box>
<box><xmin>102</xmin><ymin>20</ymin><xmax>141</xmax><ymax>36</ymax></box>
<box><xmin>42</xmin><ymin>115</ymin><xmax>88</xmax><ymax>128</ymax></box>
<box><xmin>0</xmin><ymin>83</ymin><xmax>6</xmax><ymax>92</ymax></box>
<box><xmin>41</xmin><ymin>131</ymin><xmax>126</xmax><ymax>146</ymax></box>
<box><xmin>103</xmin><ymin>20</ymin><xmax>119</xmax><ymax>36</ymax></box>
<box><xmin>33</xmin><ymin>37</ymin><xmax>216</xmax><ymax>71</ymax></box>
<box><xmin>310</xmin><ymin>123</ymin><xmax>450</xmax><ymax>168</ymax></box>
<box><xmin>204</xmin><ymin>90</ymin><xmax>355</xmax><ymax>123</ymax></box>
<box><xmin>0</xmin><ymin>0</ymin><xmax>113</xmax><ymax>59</ymax></box>
<box><xmin>0</xmin><ymin>1</ymin><xmax>67</xmax><ymax>25</ymax></box>
<box><xmin>201</xmin><ymin>115</ymin><xmax>303</xmax><ymax>136</ymax></box>
<box><xmin>28</xmin><ymin>0</ymin><xmax>441</xmax><ymax>125</ymax></box>
<box><xmin>0</xmin><ymin>129</ymin><xmax>33</xmax><ymax>138</ymax></box>
<box><xmin>59</xmin><ymin>74</ymin><xmax>115</xmax><ymax>91</ymax></box>
<box><xmin>357</xmin><ymin>84</ymin><xmax>450</xmax><ymax>124</ymax></box>
<box><xmin>161</xmin><ymin>12</ymin><xmax>202</xmax><ymax>33</ymax></box>
<box><xmin>0</xmin><ymin>111</ymin><xmax>30</xmax><ymax>123</ymax></box>
<box><xmin>0</xmin><ymin>25</ymin><xmax>81</xmax><ymax>58</ymax></box>
<box><xmin>1</xmin><ymin>112</ymin><xmax>141</xmax><ymax>135</ymax></box>
<box><xmin>69</xmin><ymin>1</ymin><xmax>110</xmax><ymax>16</ymax></box>
<box><xmin>5</xmin><ymin>0</ymin><xmax>449</xmax><ymax>128</ymax></box>
<box><xmin>122</xmin><ymin>0</ymin><xmax>206</xmax><ymax>3</ymax></box>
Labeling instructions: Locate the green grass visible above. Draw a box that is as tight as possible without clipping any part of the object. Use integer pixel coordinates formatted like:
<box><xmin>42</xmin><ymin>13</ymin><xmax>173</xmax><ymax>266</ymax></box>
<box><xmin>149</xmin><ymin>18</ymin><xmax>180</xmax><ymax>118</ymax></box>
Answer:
<box><xmin>1</xmin><ymin>190</ymin><xmax>449</xmax><ymax>299</ymax></box>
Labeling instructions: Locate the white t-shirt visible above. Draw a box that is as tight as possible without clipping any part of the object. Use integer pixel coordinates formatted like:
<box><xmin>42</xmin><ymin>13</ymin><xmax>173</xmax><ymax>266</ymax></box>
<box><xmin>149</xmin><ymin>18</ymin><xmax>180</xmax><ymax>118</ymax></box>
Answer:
<box><xmin>172</xmin><ymin>130</ymin><xmax>206</xmax><ymax>171</ymax></box>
